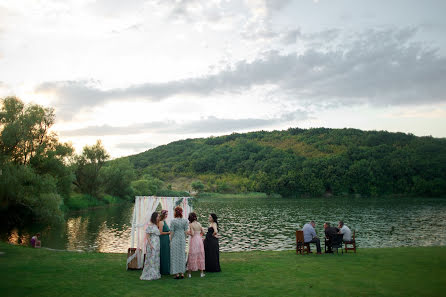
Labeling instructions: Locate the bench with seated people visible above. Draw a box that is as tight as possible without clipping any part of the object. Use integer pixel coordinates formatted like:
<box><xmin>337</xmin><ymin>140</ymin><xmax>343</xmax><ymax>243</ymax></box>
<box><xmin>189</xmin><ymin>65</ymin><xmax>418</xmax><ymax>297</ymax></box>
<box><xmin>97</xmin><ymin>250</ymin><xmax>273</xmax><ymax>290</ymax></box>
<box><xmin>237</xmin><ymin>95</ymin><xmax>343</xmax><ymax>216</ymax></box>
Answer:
<box><xmin>296</xmin><ymin>220</ymin><xmax>356</xmax><ymax>255</ymax></box>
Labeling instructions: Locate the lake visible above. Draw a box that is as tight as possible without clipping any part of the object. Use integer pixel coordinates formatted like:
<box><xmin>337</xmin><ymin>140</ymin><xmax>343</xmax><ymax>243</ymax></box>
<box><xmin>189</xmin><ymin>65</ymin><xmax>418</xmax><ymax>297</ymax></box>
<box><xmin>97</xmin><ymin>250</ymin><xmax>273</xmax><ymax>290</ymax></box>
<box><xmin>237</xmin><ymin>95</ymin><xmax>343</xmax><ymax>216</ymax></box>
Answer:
<box><xmin>2</xmin><ymin>197</ymin><xmax>446</xmax><ymax>253</ymax></box>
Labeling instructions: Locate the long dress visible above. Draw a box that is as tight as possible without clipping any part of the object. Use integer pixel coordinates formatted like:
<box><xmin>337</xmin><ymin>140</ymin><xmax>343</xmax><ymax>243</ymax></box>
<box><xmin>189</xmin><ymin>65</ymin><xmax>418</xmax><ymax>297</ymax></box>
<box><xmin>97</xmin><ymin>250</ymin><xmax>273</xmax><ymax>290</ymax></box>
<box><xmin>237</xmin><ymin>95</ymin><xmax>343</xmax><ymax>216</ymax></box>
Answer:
<box><xmin>140</xmin><ymin>224</ymin><xmax>161</xmax><ymax>280</ymax></box>
<box><xmin>204</xmin><ymin>227</ymin><xmax>221</xmax><ymax>272</ymax></box>
<box><xmin>159</xmin><ymin>221</ymin><xmax>171</xmax><ymax>275</ymax></box>
<box><xmin>170</xmin><ymin>218</ymin><xmax>188</xmax><ymax>275</ymax></box>
<box><xmin>187</xmin><ymin>222</ymin><xmax>205</xmax><ymax>271</ymax></box>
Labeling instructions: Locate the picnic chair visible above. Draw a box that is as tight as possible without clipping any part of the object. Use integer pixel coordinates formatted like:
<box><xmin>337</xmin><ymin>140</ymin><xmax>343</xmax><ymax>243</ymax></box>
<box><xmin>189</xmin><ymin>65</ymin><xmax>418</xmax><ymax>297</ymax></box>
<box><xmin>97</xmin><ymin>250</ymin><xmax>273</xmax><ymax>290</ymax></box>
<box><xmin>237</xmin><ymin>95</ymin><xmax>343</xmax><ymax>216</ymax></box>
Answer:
<box><xmin>331</xmin><ymin>234</ymin><xmax>344</xmax><ymax>254</ymax></box>
<box><xmin>296</xmin><ymin>230</ymin><xmax>310</xmax><ymax>255</ymax></box>
<box><xmin>344</xmin><ymin>230</ymin><xmax>356</xmax><ymax>253</ymax></box>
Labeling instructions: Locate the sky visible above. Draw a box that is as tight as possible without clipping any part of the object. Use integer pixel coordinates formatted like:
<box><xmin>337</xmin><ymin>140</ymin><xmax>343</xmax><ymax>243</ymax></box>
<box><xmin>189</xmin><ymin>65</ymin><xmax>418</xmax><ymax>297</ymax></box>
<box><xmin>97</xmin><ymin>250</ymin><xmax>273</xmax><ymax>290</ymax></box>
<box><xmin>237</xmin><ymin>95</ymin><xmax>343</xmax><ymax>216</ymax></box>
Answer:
<box><xmin>1</xmin><ymin>0</ymin><xmax>446</xmax><ymax>158</ymax></box>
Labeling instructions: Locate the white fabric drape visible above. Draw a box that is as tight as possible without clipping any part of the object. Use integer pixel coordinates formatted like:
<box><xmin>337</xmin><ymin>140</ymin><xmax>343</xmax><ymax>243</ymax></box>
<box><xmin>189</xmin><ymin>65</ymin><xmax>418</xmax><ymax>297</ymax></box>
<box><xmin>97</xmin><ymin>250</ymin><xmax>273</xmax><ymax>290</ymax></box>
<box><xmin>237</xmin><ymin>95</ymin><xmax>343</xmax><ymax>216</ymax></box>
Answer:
<box><xmin>127</xmin><ymin>196</ymin><xmax>193</xmax><ymax>269</ymax></box>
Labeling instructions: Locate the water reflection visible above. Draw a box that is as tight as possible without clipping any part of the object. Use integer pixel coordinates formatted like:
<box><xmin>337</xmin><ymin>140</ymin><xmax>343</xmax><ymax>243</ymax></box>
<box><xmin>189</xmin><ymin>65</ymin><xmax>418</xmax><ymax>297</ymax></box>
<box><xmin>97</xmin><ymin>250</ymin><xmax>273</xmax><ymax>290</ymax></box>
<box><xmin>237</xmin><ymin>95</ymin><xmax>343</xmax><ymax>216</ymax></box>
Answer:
<box><xmin>1</xmin><ymin>198</ymin><xmax>446</xmax><ymax>253</ymax></box>
<box><xmin>7</xmin><ymin>229</ymin><xmax>30</xmax><ymax>246</ymax></box>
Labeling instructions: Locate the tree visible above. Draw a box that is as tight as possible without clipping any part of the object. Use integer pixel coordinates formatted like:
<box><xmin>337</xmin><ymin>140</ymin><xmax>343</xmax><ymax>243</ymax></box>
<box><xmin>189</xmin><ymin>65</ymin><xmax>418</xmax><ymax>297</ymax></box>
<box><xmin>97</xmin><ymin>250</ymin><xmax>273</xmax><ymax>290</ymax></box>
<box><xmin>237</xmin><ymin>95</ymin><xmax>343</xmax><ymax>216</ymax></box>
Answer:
<box><xmin>131</xmin><ymin>176</ymin><xmax>164</xmax><ymax>196</ymax></box>
<box><xmin>100</xmin><ymin>158</ymin><xmax>135</xmax><ymax>199</ymax></box>
<box><xmin>74</xmin><ymin>140</ymin><xmax>110</xmax><ymax>197</ymax></box>
<box><xmin>0</xmin><ymin>97</ymin><xmax>73</xmax><ymax>224</ymax></box>
<box><xmin>191</xmin><ymin>181</ymin><xmax>205</xmax><ymax>193</ymax></box>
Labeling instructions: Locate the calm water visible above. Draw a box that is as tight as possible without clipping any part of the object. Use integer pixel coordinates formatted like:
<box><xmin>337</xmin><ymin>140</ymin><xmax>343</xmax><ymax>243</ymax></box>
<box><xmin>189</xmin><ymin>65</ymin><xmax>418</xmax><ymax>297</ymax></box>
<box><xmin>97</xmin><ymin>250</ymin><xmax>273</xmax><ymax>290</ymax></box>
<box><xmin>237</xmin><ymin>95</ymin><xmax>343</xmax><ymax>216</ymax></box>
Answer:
<box><xmin>2</xmin><ymin>197</ymin><xmax>446</xmax><ymax>253</ymax></box>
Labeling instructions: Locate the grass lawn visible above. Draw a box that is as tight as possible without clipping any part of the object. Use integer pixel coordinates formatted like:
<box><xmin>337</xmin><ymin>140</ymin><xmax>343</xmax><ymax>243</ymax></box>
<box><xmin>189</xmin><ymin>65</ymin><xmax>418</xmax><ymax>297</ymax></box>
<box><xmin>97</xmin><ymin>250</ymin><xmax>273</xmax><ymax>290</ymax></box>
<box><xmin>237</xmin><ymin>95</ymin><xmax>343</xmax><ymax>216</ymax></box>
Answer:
<box><xmin>0</xmin><ymin>242</ymin><xmax>445</xmax><ymax>297</ymax></box>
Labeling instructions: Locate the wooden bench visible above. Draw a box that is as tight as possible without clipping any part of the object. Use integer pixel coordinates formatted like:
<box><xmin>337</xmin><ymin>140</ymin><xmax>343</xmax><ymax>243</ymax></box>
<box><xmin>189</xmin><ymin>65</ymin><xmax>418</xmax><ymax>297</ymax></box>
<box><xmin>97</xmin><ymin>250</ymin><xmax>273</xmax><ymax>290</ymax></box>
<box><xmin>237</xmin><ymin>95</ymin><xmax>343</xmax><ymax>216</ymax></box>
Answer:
<box><xmin>296</xmin><ymin>230</ymin><xmax>310</xmax><ymax>255</ymax></box>
<box><xmin>344</xmin><ymin>230</ymin><xmax>356</xmax><ymax>253</ymax></box>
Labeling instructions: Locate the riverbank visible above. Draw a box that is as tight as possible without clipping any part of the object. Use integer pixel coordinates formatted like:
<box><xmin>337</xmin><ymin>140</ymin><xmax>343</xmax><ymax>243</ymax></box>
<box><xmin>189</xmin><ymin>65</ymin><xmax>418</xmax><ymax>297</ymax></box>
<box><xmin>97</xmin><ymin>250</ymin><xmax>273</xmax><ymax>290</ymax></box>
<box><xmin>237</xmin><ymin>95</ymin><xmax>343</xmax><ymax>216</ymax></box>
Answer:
<box><xmin>0</xmin><ymin>243</ymin><xmax>445</xmax><ymax>297</ymax></box>
<box><xmin>63</xmin><ymin>193</ymin><xmax>125</xmax><ymax>211</ymax></box>
<box><xmin>197</xmin><ymin>192</ymin><xmax>275</xmax><ymax>198</ymax></box>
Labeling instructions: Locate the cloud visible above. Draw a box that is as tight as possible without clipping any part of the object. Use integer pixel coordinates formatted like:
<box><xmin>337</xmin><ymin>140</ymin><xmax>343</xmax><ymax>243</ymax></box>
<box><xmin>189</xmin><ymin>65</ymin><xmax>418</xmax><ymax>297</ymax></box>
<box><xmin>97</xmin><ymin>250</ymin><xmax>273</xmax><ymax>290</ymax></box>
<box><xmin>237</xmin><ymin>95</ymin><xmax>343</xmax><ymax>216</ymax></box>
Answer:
<box><xmin>0</xmin><ymin>81</ymin><xmax>12</xmax><ymax>97</ymax></box>
<box><xmin>36</xmin><ymin>28</ymin><xmax>446</xmax><ymax>119</ymax></box>
<box><xmin>59</xmin><ymin>109</ymin><xmax>309</xmax><ymax>137</ymax></box>
<box><xmin>88</xmin><ymin>0</ymin><xmax>147</xmax><ymax>17</ymax></box>
<box><xmin>114</xmin><ymin>141</ymin><xmax>157</xmax><ymax>151</ymax></box>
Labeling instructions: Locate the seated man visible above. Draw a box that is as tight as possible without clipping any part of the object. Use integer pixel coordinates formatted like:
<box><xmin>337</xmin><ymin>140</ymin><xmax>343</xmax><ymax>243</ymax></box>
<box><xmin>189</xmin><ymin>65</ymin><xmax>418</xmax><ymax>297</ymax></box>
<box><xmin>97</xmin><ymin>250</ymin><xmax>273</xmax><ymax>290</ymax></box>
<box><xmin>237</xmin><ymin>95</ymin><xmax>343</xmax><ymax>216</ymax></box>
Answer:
<box><xmin>324</xmin><ymin>222</ymin><xmax>339</xmax><ymax>253</ymax></box>
<box><xmin>302</xmin><ymin>221</ymin><xmax>321</xmax><ymax>254</ymax></box>
<box><xmin>30</xmin><ymin>233</ymin><xmax>41</xmax><ymax>248</ymax></box>
<box><xmin>338</xmin><ymin>221</ymin><xmax>352</xmax><ymax>242</ymax></box>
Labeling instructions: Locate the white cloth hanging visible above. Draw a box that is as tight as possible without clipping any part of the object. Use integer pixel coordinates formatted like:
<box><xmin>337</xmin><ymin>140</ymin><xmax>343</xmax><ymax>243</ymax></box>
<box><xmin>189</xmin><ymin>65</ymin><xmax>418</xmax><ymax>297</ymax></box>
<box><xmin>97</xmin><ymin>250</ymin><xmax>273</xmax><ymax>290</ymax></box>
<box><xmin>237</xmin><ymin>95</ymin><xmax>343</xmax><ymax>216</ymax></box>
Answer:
<box><xmin>127</xmin><ymin>196</ymin><xmax>193</xmax><ymax>270</ymax></box>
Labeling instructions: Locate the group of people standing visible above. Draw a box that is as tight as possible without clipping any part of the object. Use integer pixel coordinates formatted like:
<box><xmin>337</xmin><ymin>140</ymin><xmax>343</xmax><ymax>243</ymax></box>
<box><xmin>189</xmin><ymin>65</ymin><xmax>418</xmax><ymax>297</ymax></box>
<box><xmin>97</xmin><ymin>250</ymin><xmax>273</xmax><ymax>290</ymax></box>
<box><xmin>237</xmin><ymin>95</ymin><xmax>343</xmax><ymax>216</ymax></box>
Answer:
<box><xmin>140</xmin><ymin>206</ymin><xmax>221</xmax><ymax>281</ymax></box>
<box><xmin>302</xmin><ymin>220</ymin><xmax>352</xmax><ymax>253</ymax></box>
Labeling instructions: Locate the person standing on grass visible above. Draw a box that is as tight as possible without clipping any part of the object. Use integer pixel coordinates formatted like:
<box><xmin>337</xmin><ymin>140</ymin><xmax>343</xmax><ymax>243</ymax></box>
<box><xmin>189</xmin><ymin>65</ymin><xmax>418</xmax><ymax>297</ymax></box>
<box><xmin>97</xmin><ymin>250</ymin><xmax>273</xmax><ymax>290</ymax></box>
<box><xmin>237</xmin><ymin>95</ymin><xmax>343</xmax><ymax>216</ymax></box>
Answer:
<box><xmin>186</xmin><ymin>212</ymin><xmax>206</xmax><ymax>278</ymax></box>
<box><xmin>158</xmin><ymin>210</ymin><xmax>171</xmax><ymax>275</ymax></box>
<box><xmin>303</xmin><ymin>221</ymin><xmax>322</xmax><ymax>254</ymax></box>
<box><xmin>170</xmin><ymin>206</ymin><xmax>189</xmax><ymax>279</ymax></box>
<box><xmin>204</xmin><ymin>213</ymin><xmax>221</xmax><ymax>273</ymax></box>
<box><xmin>338</xmin><ymin>221</ymin><xmax>352</xmax><ymax>242</ymax></box>
<box><xmin>140</xmin><ymin>212</ymin><xmax>161</xmax><ymax>281</ymax></box>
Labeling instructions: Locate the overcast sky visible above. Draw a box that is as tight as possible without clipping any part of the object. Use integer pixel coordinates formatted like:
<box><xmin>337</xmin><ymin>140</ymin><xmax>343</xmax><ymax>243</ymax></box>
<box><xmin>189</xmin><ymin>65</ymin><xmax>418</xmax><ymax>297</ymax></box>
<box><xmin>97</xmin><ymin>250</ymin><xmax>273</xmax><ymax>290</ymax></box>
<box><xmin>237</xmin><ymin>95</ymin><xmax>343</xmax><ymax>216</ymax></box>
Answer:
<box><xmin>1</xmin><ymin>0</ymin><xmax>446</xmax><ymax>157</ymax></box>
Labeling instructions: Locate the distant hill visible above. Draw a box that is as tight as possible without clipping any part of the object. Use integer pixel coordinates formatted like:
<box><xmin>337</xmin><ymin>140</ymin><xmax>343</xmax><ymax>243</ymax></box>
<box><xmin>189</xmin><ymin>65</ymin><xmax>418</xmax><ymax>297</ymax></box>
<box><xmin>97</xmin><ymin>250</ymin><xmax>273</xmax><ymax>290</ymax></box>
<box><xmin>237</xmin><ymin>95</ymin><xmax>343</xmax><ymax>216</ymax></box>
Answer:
<box><xmin>126</xmin><ymin>128</ymin><xmax>446</xmax><ymax>197</ymax></box>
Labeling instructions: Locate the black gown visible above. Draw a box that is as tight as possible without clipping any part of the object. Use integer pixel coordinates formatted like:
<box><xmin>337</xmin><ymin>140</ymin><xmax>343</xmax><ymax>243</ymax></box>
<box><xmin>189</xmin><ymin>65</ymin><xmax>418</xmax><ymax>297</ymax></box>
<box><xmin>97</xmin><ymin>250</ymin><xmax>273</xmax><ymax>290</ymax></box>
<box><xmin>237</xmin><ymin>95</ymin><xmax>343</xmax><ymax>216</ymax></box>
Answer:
<box><xmin>204</xmin><ymin>227</ymin><xmax>221</xmax><ymax>272</ymax></box>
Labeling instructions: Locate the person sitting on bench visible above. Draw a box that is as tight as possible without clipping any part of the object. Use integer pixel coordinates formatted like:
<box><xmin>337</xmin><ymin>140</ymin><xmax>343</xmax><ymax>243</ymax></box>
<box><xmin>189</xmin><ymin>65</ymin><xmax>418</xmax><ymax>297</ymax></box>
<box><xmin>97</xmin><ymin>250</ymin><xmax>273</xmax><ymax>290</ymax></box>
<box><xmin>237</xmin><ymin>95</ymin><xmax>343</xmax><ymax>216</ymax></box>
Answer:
<box><xmin>324</xmin><ymin>222</ymin><xmax>339</xmax><ymax>253</ymax></box>
<box><xmin>303</xmin><ymin>221</ymin><xmax>321</xmax><ymax>254</ymax></box>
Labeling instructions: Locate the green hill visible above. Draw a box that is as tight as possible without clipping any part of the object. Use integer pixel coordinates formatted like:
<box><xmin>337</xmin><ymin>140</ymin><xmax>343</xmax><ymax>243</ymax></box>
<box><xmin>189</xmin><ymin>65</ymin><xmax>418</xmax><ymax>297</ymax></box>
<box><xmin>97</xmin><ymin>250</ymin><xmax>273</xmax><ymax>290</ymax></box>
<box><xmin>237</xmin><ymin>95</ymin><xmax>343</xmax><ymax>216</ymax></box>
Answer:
<box><xmin>126</xmin><ymin>128</ymin><xmax>446</xmax><ymax>197</ymax></box>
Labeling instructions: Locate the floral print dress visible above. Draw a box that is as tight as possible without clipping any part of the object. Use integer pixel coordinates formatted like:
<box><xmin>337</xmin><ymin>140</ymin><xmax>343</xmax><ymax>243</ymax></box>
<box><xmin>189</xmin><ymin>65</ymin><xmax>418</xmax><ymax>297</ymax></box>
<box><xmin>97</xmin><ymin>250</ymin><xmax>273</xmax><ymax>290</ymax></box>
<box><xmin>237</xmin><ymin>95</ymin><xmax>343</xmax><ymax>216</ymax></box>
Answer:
<box><xmin>140</xmin><ymin>224</ymin><xmax>161</xmax><ymax>280</ymax></box>
<box><xmin>170</xmin><ymin>218</ymin><xmax>189</xmax><ymax>275</ymax></box>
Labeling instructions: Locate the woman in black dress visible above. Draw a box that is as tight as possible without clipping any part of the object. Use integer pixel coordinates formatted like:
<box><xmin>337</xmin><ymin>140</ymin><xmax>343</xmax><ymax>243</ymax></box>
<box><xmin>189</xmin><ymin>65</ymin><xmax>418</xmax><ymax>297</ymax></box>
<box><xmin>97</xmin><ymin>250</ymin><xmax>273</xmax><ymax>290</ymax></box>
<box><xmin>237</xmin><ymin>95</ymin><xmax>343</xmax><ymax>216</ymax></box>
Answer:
<box><xmin>204</xmin><ymin>213</ymin><xmax>221</xmax><ymax>272</ymax></box>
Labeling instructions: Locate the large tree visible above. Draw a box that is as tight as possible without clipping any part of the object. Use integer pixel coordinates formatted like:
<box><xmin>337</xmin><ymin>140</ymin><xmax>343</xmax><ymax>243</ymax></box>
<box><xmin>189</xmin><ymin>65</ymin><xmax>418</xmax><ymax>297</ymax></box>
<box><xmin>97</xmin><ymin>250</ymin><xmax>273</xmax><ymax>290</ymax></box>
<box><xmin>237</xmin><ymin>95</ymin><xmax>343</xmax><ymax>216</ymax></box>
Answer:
<box><xmin>73</xmin><ymin>140</ymin><xmax>110</xmax><ymax>197</ymax></box>
<box><xmin>0</xmin><ymin>96</ymin><xmax>74</xmax><ymax>224</ymax></box>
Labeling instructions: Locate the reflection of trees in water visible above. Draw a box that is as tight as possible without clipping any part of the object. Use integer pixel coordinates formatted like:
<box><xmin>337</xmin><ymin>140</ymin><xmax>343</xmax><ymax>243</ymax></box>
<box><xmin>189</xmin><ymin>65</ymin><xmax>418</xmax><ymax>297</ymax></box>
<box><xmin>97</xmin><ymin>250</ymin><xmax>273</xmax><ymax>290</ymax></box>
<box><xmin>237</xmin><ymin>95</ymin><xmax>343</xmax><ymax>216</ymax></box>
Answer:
<box><xmin>66</xmin><ymin>217</ymin><xmax>90</xmax><ymax>251</ymax></box>
<box><xmin>65</xmin><ymin>204</ymin><xmax>134</xmax><ymax>252</ymax></box>
<box><xmin>3</xmin><ymin>199</ymin><xmax>446</xmax><ymax>252</ymax></box>
<box><xmin>7</xmin><ymin>228</ymin><xmax>30</xmax><ymax>246</ymax></box>
<box><xmin>95</xmin><ymin>221</ymin><xmax>132</xmax><ymax>253</ymax></box>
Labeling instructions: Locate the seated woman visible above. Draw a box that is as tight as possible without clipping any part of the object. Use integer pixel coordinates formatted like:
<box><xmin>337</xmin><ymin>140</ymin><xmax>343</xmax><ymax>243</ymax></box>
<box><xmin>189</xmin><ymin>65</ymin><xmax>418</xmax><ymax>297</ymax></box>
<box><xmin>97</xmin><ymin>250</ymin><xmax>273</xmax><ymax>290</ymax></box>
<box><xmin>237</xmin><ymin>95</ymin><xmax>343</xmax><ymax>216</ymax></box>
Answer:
<box><xmin>30</xmin><ymin>233</ymin><xmax>41</xmax><ymax>248</ymax></box>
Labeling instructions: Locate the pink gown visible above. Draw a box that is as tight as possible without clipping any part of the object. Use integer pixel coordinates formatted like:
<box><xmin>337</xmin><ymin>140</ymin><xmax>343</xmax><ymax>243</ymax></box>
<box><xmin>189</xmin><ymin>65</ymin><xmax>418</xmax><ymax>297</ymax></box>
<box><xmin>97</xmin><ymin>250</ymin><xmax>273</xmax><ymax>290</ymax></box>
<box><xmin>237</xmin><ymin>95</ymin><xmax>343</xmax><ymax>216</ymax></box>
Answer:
<box><xmin>187</xmin><ymin>222</ymin><xmax>205</xmax><ymax>271</ymax></box>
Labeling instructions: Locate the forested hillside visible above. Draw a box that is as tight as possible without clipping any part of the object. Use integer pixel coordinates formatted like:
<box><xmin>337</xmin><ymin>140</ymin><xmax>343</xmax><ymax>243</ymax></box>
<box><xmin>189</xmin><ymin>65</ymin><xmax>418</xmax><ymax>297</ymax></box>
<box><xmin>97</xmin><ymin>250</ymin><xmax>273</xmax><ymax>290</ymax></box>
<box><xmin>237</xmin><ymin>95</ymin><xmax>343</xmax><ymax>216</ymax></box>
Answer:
<box><xmin>128</xmin><ymin>128</ymin><xmax>446</xmax><ymax>197</ymax></box>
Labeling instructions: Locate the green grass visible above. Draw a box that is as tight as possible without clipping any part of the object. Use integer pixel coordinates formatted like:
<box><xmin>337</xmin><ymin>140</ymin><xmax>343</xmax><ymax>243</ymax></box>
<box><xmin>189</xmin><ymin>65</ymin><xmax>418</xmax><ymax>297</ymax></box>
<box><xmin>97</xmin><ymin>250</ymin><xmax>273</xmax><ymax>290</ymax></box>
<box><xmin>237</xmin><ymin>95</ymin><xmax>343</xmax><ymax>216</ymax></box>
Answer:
<box><xmin>64</xmin><ymin>193</ymin><xmax>124</xmax><ymax>211</ymax></box>
<box><xmin>198</xmin><ymin>192</ymin><xmax>272</xmax><ymax>198</ymax></box>
<box><xmin>1</xmin><ymin>243</ymin><xmax>445</xmax><ymax>297</ymax></box>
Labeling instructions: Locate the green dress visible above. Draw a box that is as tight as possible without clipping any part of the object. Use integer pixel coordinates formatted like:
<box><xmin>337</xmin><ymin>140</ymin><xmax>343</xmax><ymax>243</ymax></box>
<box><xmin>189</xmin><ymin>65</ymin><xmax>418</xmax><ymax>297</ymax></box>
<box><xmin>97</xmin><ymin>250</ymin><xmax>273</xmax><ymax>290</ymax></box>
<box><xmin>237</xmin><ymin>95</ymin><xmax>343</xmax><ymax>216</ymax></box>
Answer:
<box><xmin>160</xmin><ymin>221</ymin><xmax>171</xmax><ymax>275</ymax></box>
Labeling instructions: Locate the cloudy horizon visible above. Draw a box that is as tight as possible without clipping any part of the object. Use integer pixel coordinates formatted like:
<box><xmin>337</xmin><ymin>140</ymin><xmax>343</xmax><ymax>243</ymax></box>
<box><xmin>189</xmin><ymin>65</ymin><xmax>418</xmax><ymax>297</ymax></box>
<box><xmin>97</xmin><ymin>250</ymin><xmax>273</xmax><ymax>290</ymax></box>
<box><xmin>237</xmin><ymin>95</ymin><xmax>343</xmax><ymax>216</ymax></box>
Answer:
<box><xmin>1</xmin><ymin>0</ymin><xmax>446</xmax><ymax>157</ymax></box>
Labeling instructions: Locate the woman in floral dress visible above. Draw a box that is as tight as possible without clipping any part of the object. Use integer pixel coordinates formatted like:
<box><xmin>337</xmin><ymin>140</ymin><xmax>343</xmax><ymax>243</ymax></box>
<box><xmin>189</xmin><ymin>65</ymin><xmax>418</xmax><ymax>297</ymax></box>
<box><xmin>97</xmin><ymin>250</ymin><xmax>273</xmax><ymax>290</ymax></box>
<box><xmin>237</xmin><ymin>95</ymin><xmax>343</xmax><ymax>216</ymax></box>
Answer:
<box><xmin>170</xmin><ymin>206</ymin><xmax>189</xmax><ymax>279</ymax></box>
<box><xmin>140</xmin><ymin>212</ymin><xmax>161</xmax><ymax>281</ymax></box>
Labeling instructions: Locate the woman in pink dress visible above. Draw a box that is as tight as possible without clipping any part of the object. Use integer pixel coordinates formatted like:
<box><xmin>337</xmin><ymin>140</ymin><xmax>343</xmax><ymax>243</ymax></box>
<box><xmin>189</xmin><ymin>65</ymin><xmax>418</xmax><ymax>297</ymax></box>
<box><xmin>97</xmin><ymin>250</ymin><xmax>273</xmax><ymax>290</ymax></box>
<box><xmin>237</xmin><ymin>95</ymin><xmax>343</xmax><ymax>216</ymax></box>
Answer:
<box><xmin>186</xmin><ymin>212</ymin><xmax>205</xmax><ymax>278</ymax></box>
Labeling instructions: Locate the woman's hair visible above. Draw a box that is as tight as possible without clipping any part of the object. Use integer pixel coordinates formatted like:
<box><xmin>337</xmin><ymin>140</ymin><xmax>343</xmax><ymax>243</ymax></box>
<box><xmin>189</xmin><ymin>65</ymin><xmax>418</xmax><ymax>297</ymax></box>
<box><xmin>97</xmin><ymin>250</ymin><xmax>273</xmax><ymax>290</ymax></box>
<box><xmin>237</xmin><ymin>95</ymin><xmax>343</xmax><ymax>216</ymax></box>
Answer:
<box><xmin>159</xmin><ymin>210</ymin><xmax>168</xmax><ymax>221</ymax></box>
<box><xmin>174</xmin><ymin>206</ymin><xmax>183</xmax><ymax>218</ymax></box>
<box><xmin>188</xmin><ymin>212</ymin><xmax>197</xmax><ymax>223</ymax></box>
<box><xmin>210</xmin><ymin>213</ymin><xmax>219</xmax><ymax>230</ymax></box>
<box><xmin>150</xmin><ymin>212</ymin><xmax>159</xmax><ymax>224</ymax></box>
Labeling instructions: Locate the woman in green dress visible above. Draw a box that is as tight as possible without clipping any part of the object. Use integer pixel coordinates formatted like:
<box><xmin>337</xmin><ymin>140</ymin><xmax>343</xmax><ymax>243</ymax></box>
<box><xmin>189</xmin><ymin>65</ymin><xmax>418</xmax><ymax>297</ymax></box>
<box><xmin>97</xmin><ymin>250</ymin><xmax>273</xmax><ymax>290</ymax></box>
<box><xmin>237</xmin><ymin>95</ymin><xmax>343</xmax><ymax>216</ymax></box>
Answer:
<box><xmin>157</xmin><ymin>210</ymin><xmax>171</xmax><ymax>275</ymax></box>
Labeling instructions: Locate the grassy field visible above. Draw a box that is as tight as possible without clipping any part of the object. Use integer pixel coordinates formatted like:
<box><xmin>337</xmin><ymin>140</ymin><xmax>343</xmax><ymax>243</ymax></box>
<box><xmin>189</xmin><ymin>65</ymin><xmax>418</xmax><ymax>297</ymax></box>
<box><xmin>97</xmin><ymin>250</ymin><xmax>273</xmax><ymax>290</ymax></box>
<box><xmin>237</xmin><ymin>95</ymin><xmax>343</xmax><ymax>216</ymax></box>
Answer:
<box><xmin>0</xmin><ymin>243</ymin><xmax>445</xmax><ymax>297</ymax></box>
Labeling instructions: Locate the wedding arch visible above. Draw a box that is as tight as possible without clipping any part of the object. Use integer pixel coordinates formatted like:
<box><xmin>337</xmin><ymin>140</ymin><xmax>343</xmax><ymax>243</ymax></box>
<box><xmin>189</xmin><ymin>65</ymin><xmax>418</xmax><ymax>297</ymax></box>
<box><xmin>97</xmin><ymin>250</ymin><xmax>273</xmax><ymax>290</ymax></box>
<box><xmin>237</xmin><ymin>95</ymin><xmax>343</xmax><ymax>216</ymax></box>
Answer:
<box><xmin>127</xmin><ymin>196</ymin><xmax>193</xmax><ymax>269</ymax></box>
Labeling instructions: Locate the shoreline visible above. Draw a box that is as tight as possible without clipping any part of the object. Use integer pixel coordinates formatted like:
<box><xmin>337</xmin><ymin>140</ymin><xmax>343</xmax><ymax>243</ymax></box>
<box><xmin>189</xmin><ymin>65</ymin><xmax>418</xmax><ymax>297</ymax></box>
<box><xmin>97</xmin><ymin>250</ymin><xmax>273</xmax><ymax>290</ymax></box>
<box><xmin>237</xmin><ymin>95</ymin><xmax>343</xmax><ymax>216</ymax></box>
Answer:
<box><xmin>2</xmin><ymin>241</ymin><xmax>446</xmax><ymax>254</ymax></box>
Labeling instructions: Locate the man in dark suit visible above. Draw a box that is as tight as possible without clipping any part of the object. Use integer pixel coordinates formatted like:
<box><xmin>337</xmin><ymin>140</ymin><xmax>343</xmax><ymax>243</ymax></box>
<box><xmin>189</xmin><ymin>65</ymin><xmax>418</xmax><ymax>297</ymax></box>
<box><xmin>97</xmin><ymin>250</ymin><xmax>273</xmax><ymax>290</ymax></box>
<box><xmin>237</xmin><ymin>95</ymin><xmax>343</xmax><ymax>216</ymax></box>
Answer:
<box><xmin>324</xmin><ymin>222</ymin><xmax>339</xmax><ymax>253</ymax></box>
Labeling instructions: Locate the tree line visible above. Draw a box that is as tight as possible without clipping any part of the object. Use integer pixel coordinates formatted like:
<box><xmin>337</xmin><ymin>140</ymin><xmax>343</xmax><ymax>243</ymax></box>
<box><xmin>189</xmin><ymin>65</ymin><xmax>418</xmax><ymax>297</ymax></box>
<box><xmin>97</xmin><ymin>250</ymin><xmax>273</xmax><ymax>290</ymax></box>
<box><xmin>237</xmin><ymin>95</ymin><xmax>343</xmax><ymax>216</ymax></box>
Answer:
<box><xmin>0</xmin><ymin>97</ymin><xmax>180</xmax><ymax>225</ymax></box>
<box><xmin>2</xmin><ymin>96</ymin><xmax>446</xmax><ymax>224</ymax></box>
<box><xmin>128</xmin><ymin>127</ymin><xmax>446</xmax><ymax>198</ymax></box>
